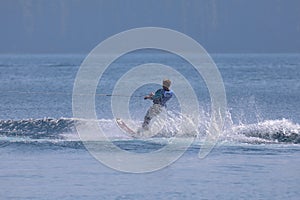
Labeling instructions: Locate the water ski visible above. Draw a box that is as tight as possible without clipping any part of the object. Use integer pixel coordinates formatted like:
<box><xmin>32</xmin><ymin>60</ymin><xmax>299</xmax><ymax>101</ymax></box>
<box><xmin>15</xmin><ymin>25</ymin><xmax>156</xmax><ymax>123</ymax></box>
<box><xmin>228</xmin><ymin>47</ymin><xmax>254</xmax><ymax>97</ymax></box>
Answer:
<box><xmin>116</xmin><ymin>118</ymin><xmax>139</xmax><ymax>137</ymax></box>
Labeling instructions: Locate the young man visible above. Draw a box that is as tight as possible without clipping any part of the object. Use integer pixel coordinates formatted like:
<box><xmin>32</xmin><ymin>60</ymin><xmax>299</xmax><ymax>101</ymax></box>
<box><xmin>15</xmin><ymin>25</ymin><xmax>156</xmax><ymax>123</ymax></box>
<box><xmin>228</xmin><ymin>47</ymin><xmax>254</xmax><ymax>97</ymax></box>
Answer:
<box><xmin>142</xmin><ymin>79</ymin><xmax>173</xmax><ymax>130</ymax></box>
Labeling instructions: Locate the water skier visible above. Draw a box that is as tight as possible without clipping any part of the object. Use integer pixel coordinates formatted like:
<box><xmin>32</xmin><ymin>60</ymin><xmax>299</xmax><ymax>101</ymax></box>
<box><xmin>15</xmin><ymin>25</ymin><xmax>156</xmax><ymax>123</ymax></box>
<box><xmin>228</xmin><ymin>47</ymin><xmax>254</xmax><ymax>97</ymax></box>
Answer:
<box><xmin>142</xmin><ymin>79</ymin><xmax>173</xmax><ymax>130</ymax></box>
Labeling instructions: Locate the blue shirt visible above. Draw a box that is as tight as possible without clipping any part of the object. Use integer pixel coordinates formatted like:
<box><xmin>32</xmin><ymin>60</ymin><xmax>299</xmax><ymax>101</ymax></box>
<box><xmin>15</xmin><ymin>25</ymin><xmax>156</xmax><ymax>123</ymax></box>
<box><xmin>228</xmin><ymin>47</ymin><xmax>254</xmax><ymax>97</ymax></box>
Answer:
<box><xmin>151</xmin><ymin>88</ymin><xmax>173</xmax><ymax>107</ymax></box>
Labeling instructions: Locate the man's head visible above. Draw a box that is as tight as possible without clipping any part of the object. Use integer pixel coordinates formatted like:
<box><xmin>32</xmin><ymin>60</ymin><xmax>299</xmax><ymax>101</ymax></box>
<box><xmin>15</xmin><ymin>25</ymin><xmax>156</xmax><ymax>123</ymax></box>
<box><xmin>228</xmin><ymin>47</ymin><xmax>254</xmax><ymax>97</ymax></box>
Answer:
<box><xmin>163</xmin><ymin>79</ymin><xmax>171</xmax><ymax>89</ymax></box>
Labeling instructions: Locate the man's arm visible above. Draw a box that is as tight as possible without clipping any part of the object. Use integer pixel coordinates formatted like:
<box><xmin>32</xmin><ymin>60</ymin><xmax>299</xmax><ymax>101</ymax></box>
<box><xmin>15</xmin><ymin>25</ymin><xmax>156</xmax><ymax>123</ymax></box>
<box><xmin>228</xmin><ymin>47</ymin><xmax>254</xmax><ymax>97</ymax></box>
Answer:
<box><xmin>144</xmin><ymin>92</ymin><xmax>154</xmax><ymax>100</ymax></box>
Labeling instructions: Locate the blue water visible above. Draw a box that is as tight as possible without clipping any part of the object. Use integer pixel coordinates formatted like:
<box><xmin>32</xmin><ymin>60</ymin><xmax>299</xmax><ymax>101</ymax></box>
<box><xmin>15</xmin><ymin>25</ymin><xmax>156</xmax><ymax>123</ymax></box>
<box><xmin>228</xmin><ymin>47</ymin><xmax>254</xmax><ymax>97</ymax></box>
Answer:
<box><xmin>0</xmin><ymin>53</ymin><xmax>300</xmax><ymax>199</ymax></box>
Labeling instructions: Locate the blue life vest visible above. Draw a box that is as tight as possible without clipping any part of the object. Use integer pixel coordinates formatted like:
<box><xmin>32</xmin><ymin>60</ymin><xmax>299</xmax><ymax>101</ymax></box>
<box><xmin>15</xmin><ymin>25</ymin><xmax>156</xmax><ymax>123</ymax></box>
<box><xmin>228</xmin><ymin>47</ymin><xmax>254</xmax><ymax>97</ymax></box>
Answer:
<box><xmin>152</xmin><ymin>88</ymin><xmax>173</xmax><ymax>107</ymax></box>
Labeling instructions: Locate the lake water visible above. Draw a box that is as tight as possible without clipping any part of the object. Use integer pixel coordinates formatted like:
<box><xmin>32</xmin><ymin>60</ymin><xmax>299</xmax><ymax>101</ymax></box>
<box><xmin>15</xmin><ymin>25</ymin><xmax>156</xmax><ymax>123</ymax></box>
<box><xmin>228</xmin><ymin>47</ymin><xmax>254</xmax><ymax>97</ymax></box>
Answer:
<box><xmin>0</xmin><ymin>53</ymin><xmax>299</xmax><ymax>199</ymax></box>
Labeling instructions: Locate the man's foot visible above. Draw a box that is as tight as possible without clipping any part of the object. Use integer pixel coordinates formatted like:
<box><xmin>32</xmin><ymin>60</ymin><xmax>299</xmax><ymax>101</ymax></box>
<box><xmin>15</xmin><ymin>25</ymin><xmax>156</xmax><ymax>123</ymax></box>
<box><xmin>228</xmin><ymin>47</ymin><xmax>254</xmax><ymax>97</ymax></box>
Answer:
<box><xmin>142</xmin><ymin>125</ymin><xmax>149</xmax><ymax>131</ymax></box>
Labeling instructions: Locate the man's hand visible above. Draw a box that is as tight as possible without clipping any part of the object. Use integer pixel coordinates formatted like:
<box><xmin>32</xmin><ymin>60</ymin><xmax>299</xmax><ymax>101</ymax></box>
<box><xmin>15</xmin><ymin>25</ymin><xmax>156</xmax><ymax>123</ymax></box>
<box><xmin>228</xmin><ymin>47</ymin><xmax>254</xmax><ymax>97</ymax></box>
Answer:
<box><xmin>144</xmin><ymin>92</ymin><xmax>154</xmax><ymax>100</ymax></box>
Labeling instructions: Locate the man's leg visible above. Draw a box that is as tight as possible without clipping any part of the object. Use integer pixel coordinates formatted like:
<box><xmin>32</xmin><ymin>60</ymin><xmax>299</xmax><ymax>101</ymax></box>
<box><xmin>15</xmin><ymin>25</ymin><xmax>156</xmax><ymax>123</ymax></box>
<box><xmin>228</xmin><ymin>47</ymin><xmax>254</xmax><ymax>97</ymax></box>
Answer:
<box><xmin>142</xmin><ymin>104</ymin><xmax>162</xmax><ymax>130</ymax></box>
<box><xmin>142</xmin><ymin>108</ymin><xmax>152</xmax><ymax>130</ymax></box>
